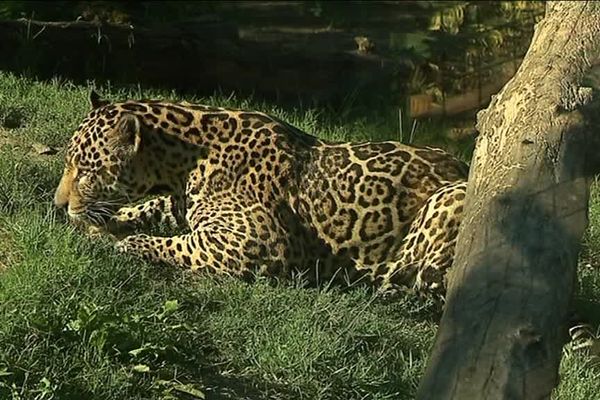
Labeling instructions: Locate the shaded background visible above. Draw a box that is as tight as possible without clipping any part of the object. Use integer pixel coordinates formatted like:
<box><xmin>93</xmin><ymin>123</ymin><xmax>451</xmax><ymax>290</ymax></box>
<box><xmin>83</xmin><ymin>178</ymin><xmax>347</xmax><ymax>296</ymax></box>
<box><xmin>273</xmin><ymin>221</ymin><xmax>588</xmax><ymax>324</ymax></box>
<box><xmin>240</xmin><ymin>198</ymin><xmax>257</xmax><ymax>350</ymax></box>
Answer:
<box><xmin>0</xmin><ymin>1</ymin><xmax>544</xmax><ymax>152</ymax></box>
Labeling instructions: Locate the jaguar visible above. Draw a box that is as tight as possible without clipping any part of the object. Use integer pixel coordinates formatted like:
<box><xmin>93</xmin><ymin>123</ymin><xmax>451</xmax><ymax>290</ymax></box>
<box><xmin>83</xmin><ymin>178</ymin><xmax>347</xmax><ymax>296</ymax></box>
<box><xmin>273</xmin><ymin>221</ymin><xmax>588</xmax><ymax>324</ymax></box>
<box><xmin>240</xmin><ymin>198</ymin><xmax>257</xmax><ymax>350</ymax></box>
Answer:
<box><xmin>54</xmin><ymin>91</ymin><xmax>468</xmax><ymax>296</ymax></box>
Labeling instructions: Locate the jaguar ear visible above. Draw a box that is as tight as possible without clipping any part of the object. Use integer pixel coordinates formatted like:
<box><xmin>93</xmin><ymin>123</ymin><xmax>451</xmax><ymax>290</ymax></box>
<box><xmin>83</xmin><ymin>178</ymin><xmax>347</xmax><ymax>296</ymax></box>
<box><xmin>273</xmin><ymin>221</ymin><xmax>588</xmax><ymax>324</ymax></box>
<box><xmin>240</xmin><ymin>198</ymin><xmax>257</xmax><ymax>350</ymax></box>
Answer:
<box><xmin>89</xmin><ymin>90</ymin><xmax>109</xmax><ymax>109</ymax></box>
<box><xmin>114</xmin><ymin>113</ymin><xmax>142</xmax><ymax>153</ymax></box>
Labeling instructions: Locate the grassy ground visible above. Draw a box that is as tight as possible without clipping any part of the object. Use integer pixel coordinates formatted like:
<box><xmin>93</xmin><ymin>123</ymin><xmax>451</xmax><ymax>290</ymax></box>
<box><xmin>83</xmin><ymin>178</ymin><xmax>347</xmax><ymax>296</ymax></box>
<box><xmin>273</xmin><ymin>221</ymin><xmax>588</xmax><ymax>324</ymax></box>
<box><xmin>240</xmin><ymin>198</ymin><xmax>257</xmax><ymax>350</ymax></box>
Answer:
<box><xmin>0</xmin><ymin>71</ymin><xmax>599</xmax><ymax>399</ymax></box>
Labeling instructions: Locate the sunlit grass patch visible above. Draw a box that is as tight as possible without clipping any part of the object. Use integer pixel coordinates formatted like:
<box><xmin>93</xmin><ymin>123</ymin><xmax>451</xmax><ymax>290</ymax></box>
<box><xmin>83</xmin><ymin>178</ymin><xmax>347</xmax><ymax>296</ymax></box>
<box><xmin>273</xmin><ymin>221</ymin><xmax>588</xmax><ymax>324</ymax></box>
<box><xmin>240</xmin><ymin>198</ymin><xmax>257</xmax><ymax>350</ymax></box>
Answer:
<box><xmin>0</xmin><ymin>71</ymin><xmax>598</xmax><ymax>399</ymax></box>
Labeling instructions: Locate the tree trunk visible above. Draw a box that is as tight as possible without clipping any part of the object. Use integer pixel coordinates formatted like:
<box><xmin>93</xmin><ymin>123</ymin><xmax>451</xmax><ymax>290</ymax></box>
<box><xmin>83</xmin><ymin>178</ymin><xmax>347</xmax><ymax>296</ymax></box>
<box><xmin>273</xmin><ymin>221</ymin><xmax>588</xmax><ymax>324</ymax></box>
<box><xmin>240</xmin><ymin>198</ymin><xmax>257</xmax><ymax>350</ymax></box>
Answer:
<box><xmin>417</xmin><ymin>2</ymin><xmax>600</xmax><ymax>399</ymax></box>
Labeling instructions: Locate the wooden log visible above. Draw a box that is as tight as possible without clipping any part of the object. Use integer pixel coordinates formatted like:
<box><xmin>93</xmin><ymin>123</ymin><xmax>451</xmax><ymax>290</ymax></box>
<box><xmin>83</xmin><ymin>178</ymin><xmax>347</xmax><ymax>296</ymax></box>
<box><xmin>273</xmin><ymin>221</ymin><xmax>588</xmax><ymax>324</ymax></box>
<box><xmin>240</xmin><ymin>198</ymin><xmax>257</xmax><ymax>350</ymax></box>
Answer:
<box><xmin>409</xmin><ymin>60</ymin><xmax>518</xmax><ymax>118</ymax></box>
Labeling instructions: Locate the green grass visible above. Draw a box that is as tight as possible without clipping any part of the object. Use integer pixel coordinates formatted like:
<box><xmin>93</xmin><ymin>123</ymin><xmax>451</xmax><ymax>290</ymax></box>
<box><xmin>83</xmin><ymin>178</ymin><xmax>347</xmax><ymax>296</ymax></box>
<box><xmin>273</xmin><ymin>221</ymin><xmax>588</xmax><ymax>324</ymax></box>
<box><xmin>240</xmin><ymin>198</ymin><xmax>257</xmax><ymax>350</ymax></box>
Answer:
<box><xmin>0</xmin><ymin>71</ymin><xmax>599</xmax><ymax>399</ymax></box>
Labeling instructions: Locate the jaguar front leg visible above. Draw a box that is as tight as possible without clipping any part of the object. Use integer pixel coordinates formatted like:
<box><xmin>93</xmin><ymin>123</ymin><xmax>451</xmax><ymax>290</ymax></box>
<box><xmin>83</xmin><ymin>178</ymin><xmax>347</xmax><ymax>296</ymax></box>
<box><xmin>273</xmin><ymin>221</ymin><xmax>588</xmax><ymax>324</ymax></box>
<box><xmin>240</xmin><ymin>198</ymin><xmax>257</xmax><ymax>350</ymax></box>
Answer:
<box><xmin>115</xmin><ymin>193</ymin><xmax>311</xmax><ymax>281</ymax></box>
<box><xmin>116</xmin><ymin>221</ymin><xmax>291</xmax><ymax>279</ymax></box>
<box><xmin>108</xmin><ymin>195</ymin><xmax>185</xmax><ymax>236</ymax></box>
<box><xmin>116</xmin><ymin>233</ymin><xmax>202</xmax><ymax>269</ymax></box>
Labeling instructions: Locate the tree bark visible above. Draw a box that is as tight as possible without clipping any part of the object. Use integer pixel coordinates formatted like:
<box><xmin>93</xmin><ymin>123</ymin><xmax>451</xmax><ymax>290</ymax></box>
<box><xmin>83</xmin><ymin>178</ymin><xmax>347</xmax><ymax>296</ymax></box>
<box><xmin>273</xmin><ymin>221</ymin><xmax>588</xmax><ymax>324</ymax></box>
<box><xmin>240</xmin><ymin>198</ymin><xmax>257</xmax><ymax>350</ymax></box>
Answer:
<box><xmin>417</xmin><ymin>2</ymin><xmax>600</xmax><ymax>399</ymax></box>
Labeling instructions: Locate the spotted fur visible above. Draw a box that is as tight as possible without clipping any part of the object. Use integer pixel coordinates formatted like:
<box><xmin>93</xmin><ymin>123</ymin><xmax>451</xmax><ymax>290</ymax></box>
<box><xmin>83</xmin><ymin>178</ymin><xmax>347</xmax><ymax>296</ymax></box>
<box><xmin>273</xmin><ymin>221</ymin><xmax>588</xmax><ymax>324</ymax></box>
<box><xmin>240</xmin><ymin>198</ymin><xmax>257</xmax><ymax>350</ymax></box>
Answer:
<box><xmin>54</xmin><ymin>91</ymin><xmax>469</xmax><ymax>296</ymax></box>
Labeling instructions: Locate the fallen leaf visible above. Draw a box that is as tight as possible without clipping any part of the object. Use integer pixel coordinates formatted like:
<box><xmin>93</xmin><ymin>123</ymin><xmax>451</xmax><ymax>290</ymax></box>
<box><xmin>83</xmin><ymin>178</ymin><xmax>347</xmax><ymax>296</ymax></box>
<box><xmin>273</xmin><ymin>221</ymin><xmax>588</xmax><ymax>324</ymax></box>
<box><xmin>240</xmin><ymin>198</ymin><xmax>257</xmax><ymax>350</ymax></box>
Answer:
<box><xmin>32</xmin><ymin>142</ymin><xmax>58</xmax><ymax>155</ymax></box>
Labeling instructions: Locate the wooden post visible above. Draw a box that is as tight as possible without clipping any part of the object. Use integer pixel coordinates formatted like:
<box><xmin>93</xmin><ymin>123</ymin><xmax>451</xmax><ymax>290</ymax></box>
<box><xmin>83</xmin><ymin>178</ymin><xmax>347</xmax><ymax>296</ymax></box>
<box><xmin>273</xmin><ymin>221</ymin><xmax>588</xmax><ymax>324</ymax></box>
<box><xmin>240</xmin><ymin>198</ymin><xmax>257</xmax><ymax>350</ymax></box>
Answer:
<box><xmin>417</xmin><ymin>2</ymin><xmax>600</xmax><ymax>399</ymax></box>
